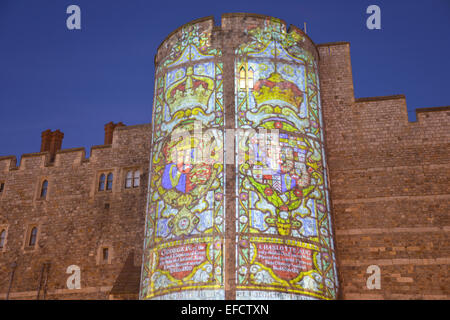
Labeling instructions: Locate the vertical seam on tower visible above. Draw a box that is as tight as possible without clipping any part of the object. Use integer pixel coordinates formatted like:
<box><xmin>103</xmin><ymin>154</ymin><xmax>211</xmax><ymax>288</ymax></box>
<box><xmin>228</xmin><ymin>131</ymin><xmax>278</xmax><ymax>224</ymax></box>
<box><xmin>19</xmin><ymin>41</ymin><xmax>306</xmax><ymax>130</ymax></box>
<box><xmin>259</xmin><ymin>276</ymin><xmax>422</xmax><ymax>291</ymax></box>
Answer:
<box><xmin>223</xmin><ymin>31</ymin><xmax>237</xmax><ymax>300</ymax></box>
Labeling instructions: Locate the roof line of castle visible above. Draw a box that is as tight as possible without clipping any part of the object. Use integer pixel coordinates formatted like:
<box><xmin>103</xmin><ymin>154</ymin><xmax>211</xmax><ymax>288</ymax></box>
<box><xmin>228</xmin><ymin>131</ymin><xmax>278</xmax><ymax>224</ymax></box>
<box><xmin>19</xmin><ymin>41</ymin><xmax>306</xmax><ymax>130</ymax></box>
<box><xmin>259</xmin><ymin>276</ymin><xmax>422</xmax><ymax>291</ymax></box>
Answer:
<box><xmin>355</xmin><ymin>95</ymin><xmax>450</xmax><ymax>123</ymax></box>
<box><xmin>355</xmin><ymin>95</ymin><xmax>406</xmax><ymax>102</ymax></box>
<box><xmin>415</xmin><ymin>106</ymin><xmax>450</xmax><ymax>113</ymax></box>
<box><xmin>0</xmin><ymin>123</ymin><xmax>151</xmax><ymax>171</ymax></box>
<box><xmin>316</xmin><ymin>41</ymin><xmax>350</xmax><ymax>47</ymax></box>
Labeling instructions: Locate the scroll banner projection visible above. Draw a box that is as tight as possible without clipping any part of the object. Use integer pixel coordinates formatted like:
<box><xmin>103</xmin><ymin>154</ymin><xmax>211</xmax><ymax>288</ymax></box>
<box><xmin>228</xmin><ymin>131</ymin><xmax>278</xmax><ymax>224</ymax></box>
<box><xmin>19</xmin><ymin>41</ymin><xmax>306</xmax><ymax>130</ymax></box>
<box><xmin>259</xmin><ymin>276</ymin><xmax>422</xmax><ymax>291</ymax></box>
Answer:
<box><xmin>141</xmin><ymin>23</ymin><xmax>226</xmax><ymax>300</ymax></box>
<box><xmin>234</xmin><ymin>18</ymin><xmax>338</xmax><ymax>300</ymax></box>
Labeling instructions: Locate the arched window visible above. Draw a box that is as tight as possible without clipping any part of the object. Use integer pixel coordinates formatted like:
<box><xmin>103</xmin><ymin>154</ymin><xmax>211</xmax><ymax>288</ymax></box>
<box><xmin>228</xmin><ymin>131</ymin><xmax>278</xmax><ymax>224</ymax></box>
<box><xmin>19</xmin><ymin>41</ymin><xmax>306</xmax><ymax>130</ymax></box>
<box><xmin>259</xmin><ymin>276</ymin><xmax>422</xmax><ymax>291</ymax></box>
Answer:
<box><xmin>125</xmin><ymin>171</ymin><xmax>133</xmax><ymax>189</ymax></box>
<box><xmin>0</xmin><ymin>229</ymin><xmax>6</xmax><ymax>249</ymax></box>
<box><xmin>106</xmin><ymin>173</ymin><xmax>113</xmax><ymax>190</ymax></box>
<box><xmin>98</xmin><ymin>174</ymin><xmax>106</xmax><ymax>191</ymax></box>
<box><xmin>133</xmin><ymin>170</ymin><xmax>140</xmax><ymax>187</ymax></box>
<box><xmin>29</xmin><ymin>227</ymin><xmax>37</xmax><ymax>247</ymax></box>
<box><xmin>239</xmin><ymin>67</ymin><xmax>246</xmax><ymax>89</ymax></box>
<box><xmin>40</xmin><ymin>180</ymin><xmax>48</xmax><ymax>199</ymax></box>
<box><xmin>247</xmin><ymin>67</ymin><xmax>254</xmax><ymax>89</ymax></box>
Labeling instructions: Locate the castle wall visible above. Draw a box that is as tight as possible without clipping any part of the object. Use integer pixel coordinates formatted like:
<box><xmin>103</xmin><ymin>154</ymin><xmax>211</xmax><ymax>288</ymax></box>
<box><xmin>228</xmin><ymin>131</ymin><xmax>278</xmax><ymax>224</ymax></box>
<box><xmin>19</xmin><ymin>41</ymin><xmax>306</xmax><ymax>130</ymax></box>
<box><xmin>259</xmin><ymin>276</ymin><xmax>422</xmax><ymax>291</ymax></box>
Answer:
<box><xmin>0</xmin><ymin>124</ymin><xmax>151</xmax><ymax>299</ymax></box>
<box><xmin>318</xmin><ymin>42</ymin><xmax>450</xmax><ymax>299</ymax></box>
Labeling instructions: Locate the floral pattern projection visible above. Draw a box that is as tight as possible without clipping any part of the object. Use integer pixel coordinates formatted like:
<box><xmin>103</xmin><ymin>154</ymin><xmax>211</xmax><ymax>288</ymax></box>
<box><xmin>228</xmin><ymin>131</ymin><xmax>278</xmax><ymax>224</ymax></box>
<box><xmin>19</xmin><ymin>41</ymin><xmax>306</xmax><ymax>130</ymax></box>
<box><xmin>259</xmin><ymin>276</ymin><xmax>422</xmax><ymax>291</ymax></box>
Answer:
<box><xmin>235</xmin><ymin>18</ymin><xmax>338</xmax><ymax>300</ymax></box>
<box><xmin>141</xmin><ymin>23</ymin><xmax>226</xmax><ymax>300</ymax></box>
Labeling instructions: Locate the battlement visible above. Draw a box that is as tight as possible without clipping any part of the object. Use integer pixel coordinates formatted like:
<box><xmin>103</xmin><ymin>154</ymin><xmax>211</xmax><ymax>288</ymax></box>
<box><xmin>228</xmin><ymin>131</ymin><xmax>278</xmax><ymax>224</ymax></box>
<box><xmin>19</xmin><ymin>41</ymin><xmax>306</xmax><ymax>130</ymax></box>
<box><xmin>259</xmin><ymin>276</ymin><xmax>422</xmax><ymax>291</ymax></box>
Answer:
<box><xmin>355</xmin><ymin>95</ymin><xmax>450</xmax><ymax>128</ymax></box>
<box><xmin>0</xmin><ymin>123</ymin><xmax>152</xmax><ymax>172</ymax></box>
<box><xmin>317</xmin><ymin>41</ymin><xmax>449</xmax><ymax>126</ymax></box>
<box><xmin>416</xmin><ymin>105</ymin><xmax>450</xmax><ymax>119</ymax></box>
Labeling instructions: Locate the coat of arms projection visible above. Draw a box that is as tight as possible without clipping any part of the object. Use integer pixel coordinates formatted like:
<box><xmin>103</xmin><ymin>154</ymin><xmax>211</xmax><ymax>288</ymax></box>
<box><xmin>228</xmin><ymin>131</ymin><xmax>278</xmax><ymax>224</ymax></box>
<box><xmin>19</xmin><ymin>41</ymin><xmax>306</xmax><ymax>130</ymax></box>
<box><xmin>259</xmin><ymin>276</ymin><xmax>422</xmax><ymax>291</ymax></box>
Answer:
<box><xmin>234</xmin><ymin>18</ymin><xmax>338</xmax><ymax>300</ymax></box>
<box><xmin>141</xmin><ymin>22</ymin><xmax>225</xmax><ymax>300</ymax></box>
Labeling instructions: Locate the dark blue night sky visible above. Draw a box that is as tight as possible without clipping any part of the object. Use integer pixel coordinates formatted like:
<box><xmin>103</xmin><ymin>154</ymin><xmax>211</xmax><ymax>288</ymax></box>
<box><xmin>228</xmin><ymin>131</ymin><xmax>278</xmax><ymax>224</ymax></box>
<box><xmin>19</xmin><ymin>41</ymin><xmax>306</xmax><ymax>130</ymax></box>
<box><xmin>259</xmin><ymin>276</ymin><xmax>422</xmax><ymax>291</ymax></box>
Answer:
<box><xmin>1</xmin><ymin>0</ymin><xmax>449</xmax><ymax>159</ymax></box>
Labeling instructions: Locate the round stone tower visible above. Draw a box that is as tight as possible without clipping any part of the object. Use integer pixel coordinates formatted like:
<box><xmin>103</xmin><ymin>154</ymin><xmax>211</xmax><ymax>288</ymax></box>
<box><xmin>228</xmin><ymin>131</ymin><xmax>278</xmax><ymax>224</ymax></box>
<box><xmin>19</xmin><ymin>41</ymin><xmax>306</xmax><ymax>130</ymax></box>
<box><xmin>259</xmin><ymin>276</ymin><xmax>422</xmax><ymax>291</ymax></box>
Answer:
<box><xmin>140</xmin><ymin>13</ymin><xmax>338</xmax><ymax>300</ymax></box>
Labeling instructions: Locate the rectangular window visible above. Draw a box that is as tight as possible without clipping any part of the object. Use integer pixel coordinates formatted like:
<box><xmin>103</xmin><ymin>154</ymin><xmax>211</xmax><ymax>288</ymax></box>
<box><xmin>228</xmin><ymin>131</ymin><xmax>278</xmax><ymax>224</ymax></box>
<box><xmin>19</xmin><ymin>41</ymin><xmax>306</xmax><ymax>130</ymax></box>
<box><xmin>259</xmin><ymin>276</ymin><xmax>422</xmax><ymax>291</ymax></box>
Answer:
<box><xmin>103</xmin><ymin>248</ymin><xmax>109</xmax><ymax>261</ymax></box>
<box><xmin>125</xmin><ymin>171</ymin><xmax>133</xmax><ymax>188</ymax></box>
<box><xmin>0</xmin><ymin>228</ymin><xmax>7</xmax><ymax>250</ymax></box>
<box><xmin>29</xmin><ymin>227</ymin><xmax>38</xmax><ymax>246</ymax></box>
<box><xmin>96</xmin><ymin>245</ymin><xmax>112</xmax><ymax>265</ymax></box>
<box><xmin>125</xmin><ymin>170</ymin><xmax>140</xmax><ymax>189</ymax></box>
<box><xmin>133</xmin><ymin>171</ymin><xmax>140</xmax><ymax>187</ymax></box>
<box><xmin>0</xmin><ymin>182</ymin><xmax>4</xmax><ymax>193</ymax></box>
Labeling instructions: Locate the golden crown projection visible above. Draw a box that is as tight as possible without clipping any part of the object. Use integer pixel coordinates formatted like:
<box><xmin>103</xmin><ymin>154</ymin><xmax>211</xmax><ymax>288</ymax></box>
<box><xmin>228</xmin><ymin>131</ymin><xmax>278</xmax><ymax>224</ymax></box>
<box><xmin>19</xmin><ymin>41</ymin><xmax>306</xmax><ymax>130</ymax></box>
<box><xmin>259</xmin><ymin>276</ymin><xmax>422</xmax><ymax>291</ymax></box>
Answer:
<box><xmin>165</xmin><ymin>67</ymin><xmax>214</xmax><ymax>112</ymax></box>
<box><xmin>253</xmin><ymin>72</ymin><xmax>304</xmax><ymax>109</ymax></box>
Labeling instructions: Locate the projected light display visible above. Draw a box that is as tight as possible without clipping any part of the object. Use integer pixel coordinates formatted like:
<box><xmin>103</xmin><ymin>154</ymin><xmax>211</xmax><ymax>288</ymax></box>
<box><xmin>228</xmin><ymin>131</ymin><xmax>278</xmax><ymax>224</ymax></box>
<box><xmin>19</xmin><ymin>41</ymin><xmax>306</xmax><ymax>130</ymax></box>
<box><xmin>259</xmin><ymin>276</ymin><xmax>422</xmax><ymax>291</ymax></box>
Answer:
<box><xmin>141</xmin><ymin>21</ymin><xmax>226</xmax><ymax>300</ymax></box>
<box><xmin>141</xmin><ymin>16</ymin><xmax>338</xmax><ymax>300</ymax></box>
<box><xmin>234</xmin><ymin>18</ymin><xmax>338</xmax><ymax>300</ymax></box>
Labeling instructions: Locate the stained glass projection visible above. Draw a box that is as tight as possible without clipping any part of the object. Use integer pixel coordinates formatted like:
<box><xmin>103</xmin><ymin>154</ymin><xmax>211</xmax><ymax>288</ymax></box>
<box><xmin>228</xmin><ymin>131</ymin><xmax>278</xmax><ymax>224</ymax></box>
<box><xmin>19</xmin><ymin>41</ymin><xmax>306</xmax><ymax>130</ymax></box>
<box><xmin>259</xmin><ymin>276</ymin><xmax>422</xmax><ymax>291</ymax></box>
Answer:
<box><xmin>234</xmin><ymin>18</ymin><xmax>338</xmax><ymax>300</ymax></box>
<box><xmin>142</xmin><ymin>16</ymin><xmax>338</xmax><ymax>301</ymax></box>
<box><xmin>141</xmin><ymin>22</ymin><xmax>225</xmax><ymax>300</ymax></box>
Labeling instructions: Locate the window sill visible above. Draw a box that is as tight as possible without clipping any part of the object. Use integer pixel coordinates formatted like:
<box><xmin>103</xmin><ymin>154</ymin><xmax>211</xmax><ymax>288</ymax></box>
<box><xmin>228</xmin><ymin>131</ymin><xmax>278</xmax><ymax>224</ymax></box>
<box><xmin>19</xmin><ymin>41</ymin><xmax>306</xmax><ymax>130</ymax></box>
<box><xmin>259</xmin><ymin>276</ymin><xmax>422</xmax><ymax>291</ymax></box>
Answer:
<box><xmin>124</xmin><ymin>186</ymin><xmax>140</xmax><ymax>191</ymax></box>
<box><xmin>22</xmin><ymin>246</ymin><xmax>38</xmax><ymax>253</ymax></box>
<box><xmin>96</xmin><ymin>190</ymin><xmax>113</xmax><ymax>194</ymax></box>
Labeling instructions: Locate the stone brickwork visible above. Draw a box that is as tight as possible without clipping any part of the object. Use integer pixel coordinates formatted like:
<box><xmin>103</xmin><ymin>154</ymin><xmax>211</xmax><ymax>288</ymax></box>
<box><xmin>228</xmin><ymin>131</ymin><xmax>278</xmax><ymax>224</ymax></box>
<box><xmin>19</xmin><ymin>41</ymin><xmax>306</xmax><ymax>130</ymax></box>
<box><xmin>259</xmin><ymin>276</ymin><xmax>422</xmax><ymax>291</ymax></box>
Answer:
<box><xmin>0</xmin><ymin>123</ymin><xmax>151</xmax><ymax>299</ymax></box>
<box><xmin>0</xmin><ymin>13</ymin><xmax>448</xmax><ymax>300</ymax></box>
<box><xmin>318</xmin><ymin>42</ymin><xmax>450</xmax><ymax>299</ymax></box>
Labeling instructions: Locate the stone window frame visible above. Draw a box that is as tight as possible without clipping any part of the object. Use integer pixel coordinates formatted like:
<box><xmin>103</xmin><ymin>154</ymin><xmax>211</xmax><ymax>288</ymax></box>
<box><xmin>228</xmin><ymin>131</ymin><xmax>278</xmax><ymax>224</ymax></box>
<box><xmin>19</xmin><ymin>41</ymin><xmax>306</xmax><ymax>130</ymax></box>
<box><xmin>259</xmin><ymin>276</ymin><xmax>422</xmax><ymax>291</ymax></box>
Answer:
<box><xmin>0</xmin><ymin>225</ymin><xmax>9</xmax><ymax>252</ymax></box>
<box><xmin>106</xmin><ymin>173</ymin><xmax>114</xmax><ymax>191</ymax></box>
<box><xmin>23</xmin><ymin>223</ymin><xmax>41</xmax><ymax>252</ymax></box>
<box><xmin>35</xmin><ymin>176</ymin><xmax>51</xmax><ymax>201</ymax></box>
<box><xmin>96</xmin><ymin>169</ymin><xmax>116</xmax><ymax>194</ymax></box>
<box><xmin>96</xmin><ymin>243</ymin><xmax>113</xmax><ymax>265</ymax></box>
<box><xmin>98</xmin><ymin>173</ymin><xmax>106</xmax><ymax>191</ymax></box>
<box><xmin>122</xmin><ymin>166</ymin><xmax>143</xmax><ymax>190</ymax></box>
<box><xmin>40</xmin><ymin>180</ymin><xmax>49</xmax><ymax>199</ymax></box>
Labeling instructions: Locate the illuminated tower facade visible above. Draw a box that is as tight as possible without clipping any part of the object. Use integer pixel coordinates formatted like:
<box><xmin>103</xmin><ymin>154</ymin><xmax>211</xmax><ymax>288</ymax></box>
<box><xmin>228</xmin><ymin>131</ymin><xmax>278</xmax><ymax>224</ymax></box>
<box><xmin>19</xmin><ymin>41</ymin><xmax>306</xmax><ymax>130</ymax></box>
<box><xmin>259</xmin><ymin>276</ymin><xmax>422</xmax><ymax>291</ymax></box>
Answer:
<box><xmin>140</xmin><ymin>13</ymin><xmax>339</xmax><ymax>300</ymax></box>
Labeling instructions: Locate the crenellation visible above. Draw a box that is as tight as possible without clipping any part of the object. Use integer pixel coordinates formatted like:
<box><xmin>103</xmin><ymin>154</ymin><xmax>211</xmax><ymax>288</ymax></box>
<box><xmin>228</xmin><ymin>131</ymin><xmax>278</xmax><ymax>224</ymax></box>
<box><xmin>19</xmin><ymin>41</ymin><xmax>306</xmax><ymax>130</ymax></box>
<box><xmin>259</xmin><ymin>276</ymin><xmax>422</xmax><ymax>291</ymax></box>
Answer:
<box><xmin>0</xmin><ymin>156</ymin><xmax>17</xmax><ymax>172</ymax></box>
<box><xmin>54</xmin><ymin>148</ymin><xmax>86</xmax><ymax>167</ymax></box>
<box><xmin>17</xmin><ymin>153</ymin><xmax>47</xmax><ymax>171</ymax></box>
